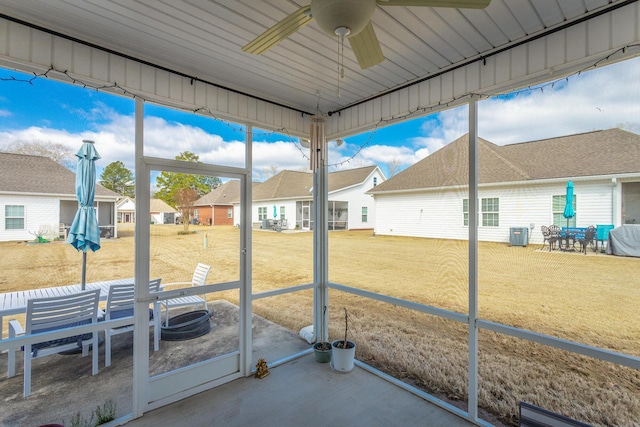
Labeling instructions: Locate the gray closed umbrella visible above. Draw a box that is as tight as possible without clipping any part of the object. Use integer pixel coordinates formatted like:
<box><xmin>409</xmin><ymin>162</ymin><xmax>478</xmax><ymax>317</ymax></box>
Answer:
<box><xmin>67</xmin><ymin>140</ymin><xmax>102</xmax><ymax>290</ymax></box>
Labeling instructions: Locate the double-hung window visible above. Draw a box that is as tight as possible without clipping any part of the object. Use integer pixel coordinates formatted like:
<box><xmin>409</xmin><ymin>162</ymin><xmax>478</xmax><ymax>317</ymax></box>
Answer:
<box><xmin>258</xmin><ymin>207</ymin><xmax>267</xmax><ymax>220</ymax></box>
<box><xmin>482</xmin><ymin>198</ymin><xmax>499</xmax><ymax>227</ymax></box>
<box><xmin>5</xmin><ymin>205</ymin><xmax>25</xmax><ymax>229</ymax></box>
<box><xmin>552</xmin><ymin>195</ymin><xmax>576</xmax><ymax>227</ymax></box>
<box><xmin>463</xmin><ymin>198</ymin><xmax>499</xmax><ymax>227</ymax></box>
<box><xmin>463</xmin><ymin>199</ymin><xmax>469</xmax><ymax>226</ymax></box>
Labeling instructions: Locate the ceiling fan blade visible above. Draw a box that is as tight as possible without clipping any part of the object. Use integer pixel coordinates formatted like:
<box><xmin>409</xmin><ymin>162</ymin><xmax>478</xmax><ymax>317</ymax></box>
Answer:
<box><xmin>348</xmin><ymin>21</ymin><xmax>384</xmax><ymax>70</ymax></box>
<box><xmin>242</xmin><ymin>5</ymin><xmax>312</xmax><ymax>55</ymax></box>
<box><xmin>376</xmin><ymin>0</ymin><xmax>491</xmax><ymax>8</ymax></box>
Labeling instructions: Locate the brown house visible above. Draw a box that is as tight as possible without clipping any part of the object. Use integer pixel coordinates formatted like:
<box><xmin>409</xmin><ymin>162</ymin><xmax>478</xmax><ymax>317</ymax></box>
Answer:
<box><xmin>193</xmin><ymin>181</ymin><xmax>240</xmax><ymax>226</ymax></box>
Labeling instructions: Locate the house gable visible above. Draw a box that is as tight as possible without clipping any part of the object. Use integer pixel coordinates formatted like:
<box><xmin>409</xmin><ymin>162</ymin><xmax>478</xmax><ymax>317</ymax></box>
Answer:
<box><xmin>0</xmin><ymin>152</ymin><xmax>118</xmax><ymax>198</ymax></box>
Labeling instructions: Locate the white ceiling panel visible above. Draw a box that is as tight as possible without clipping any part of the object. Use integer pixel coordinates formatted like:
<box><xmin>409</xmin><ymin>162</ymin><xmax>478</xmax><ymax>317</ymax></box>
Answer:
<box><xmin>0</xmin><ymin>0</ymin><xmax>636</xmax><ymax>118</ymax></box>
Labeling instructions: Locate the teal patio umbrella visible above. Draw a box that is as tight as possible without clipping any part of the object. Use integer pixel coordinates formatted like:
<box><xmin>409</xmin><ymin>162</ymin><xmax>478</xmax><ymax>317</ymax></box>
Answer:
<box><xmin>563</xmin><ymin>180</ymin><xmax>575</xmax><ymax>229</ymax></box>
<box><xmin>273</xmin><ymin>205</ymin><xmax>277</xmax><ymax>219</ymax></box>
<box><xmin>67</xmin><ymin>140</ymin><xmax>101</xmax><ymax>290</ymax></box>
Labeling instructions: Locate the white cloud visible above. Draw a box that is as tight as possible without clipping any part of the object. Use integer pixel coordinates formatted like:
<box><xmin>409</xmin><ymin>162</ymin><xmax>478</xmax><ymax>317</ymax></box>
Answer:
<box><xmin>0</xmin><ymin>57</ymin><xmax>637</xmax><ymax>183</ymax></box>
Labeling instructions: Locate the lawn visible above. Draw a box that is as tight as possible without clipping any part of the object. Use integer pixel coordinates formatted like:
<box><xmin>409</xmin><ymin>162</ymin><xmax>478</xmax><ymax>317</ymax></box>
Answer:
<box><xmin>1</xmin><ymin>224</ymin><xmax>638</xmax><ymax>426</ymax></box>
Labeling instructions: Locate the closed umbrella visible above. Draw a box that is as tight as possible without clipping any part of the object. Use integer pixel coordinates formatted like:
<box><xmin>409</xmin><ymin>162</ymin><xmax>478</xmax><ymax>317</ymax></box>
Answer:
<box><xmin>273</xmin><ymin>205</ymin><xmax>277</xmax><ymax>219</ymax></box>
<box><xmin>67</xmin><ymin>140</ymin><xmax>101</xmax><ymax>290</ymax></box>
<box><xmin>563</xmin><ymin>181</ymin><xmax>575</xmax><ymax>229</ymax></box>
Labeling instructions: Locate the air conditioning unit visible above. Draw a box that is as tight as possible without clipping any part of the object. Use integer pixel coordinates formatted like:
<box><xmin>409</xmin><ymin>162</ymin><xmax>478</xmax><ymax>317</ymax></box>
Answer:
<box><xmin>510</xmin><ymin>227</ymin><xmax>528</xmax><ymax>247</ymax></box>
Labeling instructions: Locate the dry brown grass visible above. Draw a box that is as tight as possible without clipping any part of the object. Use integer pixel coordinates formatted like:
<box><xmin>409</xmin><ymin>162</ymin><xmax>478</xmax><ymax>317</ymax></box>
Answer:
<box><xmin>1</xmin><ymin>224</ymin><xmax>638</xmax><ymax>426</ymax></box>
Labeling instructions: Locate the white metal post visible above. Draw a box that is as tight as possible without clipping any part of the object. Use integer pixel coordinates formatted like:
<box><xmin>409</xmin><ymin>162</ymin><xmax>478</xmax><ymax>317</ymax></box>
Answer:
<box><xmin>133</xmin><ymin>97</ymin><xmax>151</xmax><ymax>417</ymax></box>
<box><xmin>311</xmin><ymin>116</ymin><xmax>329</xmax><ymax>343</ymax></box>
<box><xmin>240</xmin><ymin>126</ymin><xmax>253</xmax><ymax>375</ymax></box>
<box><xmin>468</xmin><ymin>98</ymin><xmax>479</xmax><ymax>421</ymax></box>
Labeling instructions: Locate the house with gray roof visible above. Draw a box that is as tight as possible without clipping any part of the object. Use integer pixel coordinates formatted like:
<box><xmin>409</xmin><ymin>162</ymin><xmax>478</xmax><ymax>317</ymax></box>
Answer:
<box><xmin>0</xmin><ymin>152</ymin><xmax>120</xmax><ymax>242</ymax></box>
<box><xmin>368</xmin><ymin>128</ymin><xmax>640</xmax><ymax>245</ymax></box>
<box><xmin>193</xmin><ymin>180</ymin><xmax>240</xmax><ymax>226</ymax></box>
<box><xmin>116</xmin><ymin>197</ymin><xmax>178</xmax><ymax>224</ymax></box>
<box><xmin>236</xmin><ymin>165</ymin><xmax>385</xmax><ymax>231</ymax></box>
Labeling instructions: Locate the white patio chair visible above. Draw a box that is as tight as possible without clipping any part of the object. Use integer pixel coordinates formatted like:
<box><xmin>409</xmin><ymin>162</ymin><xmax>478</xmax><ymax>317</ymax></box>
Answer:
<box><xmin>160</xmin><ymin>263</ymin><xmax>211</xmax><ymax>326</ymax></box>
<box><xmin>103</xmin><ymin>279</ymin><xmax>162</xmax><ymax>367</ymax></box>
<box><xmin>8</xmin><ymin>289</ymin><xmax>101</xmax><ymax>397</ymax></box>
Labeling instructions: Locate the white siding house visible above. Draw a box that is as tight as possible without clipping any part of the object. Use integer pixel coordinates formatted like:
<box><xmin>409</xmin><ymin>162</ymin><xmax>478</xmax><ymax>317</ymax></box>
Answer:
<box><xmin>0</xmin><ymin>153</ymin><xmax>120</xmax><ymax>242</ymax></box>
<box><xmin>370</xmin><ymin>129</ymin><xmax>640</xmax><ymax>245</ymax></box>
<box><xmin>236</xmin><ymin>166</ymin><xmax>385</xmax><ymax>231</ymax></box>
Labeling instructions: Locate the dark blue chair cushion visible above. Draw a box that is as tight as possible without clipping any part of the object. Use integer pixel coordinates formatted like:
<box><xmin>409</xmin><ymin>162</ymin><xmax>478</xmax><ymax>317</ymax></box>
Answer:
<box><xmin>30</xmin><ymin>319</ymin><xmax>93</xmax><ymax>357</ymax></box>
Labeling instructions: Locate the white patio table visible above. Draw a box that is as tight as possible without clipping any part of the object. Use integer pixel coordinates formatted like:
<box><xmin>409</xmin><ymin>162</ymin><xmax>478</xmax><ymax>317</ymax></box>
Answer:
<box><xmin>0</xmin><ymin>278</ymin><xmax>134</xmax><ymax>339</ymax></box>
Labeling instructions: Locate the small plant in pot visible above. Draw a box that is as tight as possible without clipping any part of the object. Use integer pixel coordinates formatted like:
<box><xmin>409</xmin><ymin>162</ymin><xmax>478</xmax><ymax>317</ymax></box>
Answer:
<box><xmin>331</xmin><ymin>307</ymin><xmax>356</xmax><ymax>373</ymax></box>
<box><xmin>313</xmin><ymin>305</ymin><xmax>332</xmax><ymax>363</ymax></box>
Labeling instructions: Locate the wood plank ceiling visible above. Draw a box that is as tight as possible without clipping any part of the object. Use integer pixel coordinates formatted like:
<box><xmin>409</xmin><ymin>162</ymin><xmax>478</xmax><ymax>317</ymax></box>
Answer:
<box><xmin>0</xmin><ymin>0</ymin><xmax>632</xmax><ymax>116</ymax></box>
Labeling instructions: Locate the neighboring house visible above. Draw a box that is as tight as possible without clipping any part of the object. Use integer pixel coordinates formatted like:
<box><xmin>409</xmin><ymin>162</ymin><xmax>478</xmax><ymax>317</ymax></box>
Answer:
<box><xmin>117</xmin><ymin>197</ymin><xmax>135</xmax><ymax>223</ymax></box>
<box><xmin>234</xmin><ymin>166</ymin><xmax>385</xmax><ymax>231</ymax></box>
<box><xmin>116</xmin><ymin>197</ymin><xmax>178</xmax><ymax>224</ymax></box>
<box><xmin>0</xmin><ymin>152</ymin><xmax>119</xmax><ymax>242</ymax></box>
<box><xmin>193</xmin><ymin>180</ymin><xmax>240</xmax><ymax>226</ymax></box>
<box><xmin>368</xmin><ymin>129</ymin><xmax>640</xmax><ymax>245</ymax></box>
<box><xmin>150</xmin><ymin>199</ymin><xmax>178</xmax><ymax>225</ymax></box>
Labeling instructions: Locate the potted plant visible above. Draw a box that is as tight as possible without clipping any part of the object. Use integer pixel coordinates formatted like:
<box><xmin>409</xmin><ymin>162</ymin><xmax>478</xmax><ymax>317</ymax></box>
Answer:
<box><xmin>331</xmin><ymin>307</ymin><xmax>356</xmax><ymax>372</ymax></box>
<box><xmin>313</xmin><ymin>305</ymin><xmax>332</xmax><ymax>363</ymax></box>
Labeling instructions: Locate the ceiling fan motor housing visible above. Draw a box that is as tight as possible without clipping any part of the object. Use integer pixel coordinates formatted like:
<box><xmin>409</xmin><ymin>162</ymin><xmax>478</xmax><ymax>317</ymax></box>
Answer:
<box><xmin>310</xmin><ymin>0</ymin><xmax>376</xmax><ymax>38</ymax></box>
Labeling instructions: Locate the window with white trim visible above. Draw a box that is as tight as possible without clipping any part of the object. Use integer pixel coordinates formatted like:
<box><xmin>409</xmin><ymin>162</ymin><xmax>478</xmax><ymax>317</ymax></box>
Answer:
<box><xmin>552</xmin><ymin>195</ymin><xmax>576</xmax><ymax>227</ymax></box>
<box><xmin>362</xmin><ymin>206</ymin><xmax>368</xmax><ymax>223</ymax></box>
<box><xmin>258</xmin><ymin>206</ymin><xmax>267</xmax><ymax>220</ymax></box>
<box><xmin>482</xmin><ymin>198</ymin><xmax>499</xmax><ymax>227</ymax></box>
<box><xmin>5</xmin><ymin>205</ymin><xmax>25</xmax><ymax>230</ymax></box>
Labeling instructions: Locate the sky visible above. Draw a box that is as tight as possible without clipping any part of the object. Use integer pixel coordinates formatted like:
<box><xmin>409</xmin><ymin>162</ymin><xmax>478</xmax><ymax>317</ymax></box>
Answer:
<box><xmin>0</xmin><ymin>56</ymin><xmax>639</xmax><ymax>184</ymax></box>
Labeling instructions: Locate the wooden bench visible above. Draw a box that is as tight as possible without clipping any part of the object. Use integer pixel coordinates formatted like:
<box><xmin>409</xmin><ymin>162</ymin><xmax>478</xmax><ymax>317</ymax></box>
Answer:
<box><xmin>519</xmin><ymin>402</ymin><xmax>592</xmax><ymax>427</ymax></box>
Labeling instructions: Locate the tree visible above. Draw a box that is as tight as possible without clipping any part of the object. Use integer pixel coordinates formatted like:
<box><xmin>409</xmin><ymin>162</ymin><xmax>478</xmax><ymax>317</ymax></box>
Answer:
<box><xmin>7</xmin><ymin>140</ymin><xmax>75</xmax><ymax>170</ymax></box>
<box><xmin>175</xmin><ymin>188</ymin><xmax>199</xmax><ymax>233</ymax></box>
<box><xmin>155</xmin><ymin>151</ymin><xmax>221</xmax><ymax>209</ymax></box>
<box><xmin>386</xmin><ymin>158</ymin><xmax>402</xmax><ymax>177</ymax></box>
<box><xmin>100</xmin><ymin>161</ymin><xmax>135</xmax><ymax>197</ymax></box>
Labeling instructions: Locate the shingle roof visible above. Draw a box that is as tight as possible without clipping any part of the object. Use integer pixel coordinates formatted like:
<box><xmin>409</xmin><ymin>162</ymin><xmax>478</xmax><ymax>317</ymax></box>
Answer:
<box><xmin>149</xmin><ymin>199</ymin><xmax>176</xmax><ymax>213</ymax></box>
<box><xmin>0</xmin><ymin>152</ymin><xmax>119</xmax><ymax>198</ymax></box>
<box><xmin>194</xmin><ymin>180</ymin><xmax>240</xmax><ymax>206</ymax></box>
<box><xmin>252</xmin><ymin>166</ymin><xmax>378</xmax><ymax>201</ymax></box>
<box><xmin>369</xmin><ymin>129</ymin><xmax>640</xmax><ymax>194</ymax></box>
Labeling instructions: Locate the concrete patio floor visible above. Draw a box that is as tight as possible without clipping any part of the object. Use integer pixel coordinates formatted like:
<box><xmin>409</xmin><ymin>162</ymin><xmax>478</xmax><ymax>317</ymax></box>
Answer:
<box><xmin>126</xmin><ymin>353</ymin><xmax>476</xmax><ymax>427</ymax></box>
<box><xmin>1</xmin><ymin>300</ymin><xmax>477</xmax><ymax>427</ymax></box>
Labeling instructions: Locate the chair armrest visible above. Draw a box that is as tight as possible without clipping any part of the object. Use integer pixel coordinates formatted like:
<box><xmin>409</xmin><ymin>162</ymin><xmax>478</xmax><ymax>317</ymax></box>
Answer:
<box><xmin>8</xmin><ymin>319</ymin><xmax>24</xmax><ymax>338</ymax></box>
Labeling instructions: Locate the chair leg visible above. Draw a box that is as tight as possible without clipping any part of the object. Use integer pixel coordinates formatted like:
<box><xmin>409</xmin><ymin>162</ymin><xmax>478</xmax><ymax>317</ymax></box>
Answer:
<box><xmin>105</xmin><ymin>329</ymin><xmax>112</xmax><ymax>367</ymax></box>
<box><xmin>8</xmin><ymin>324</ymin><xmax>16</xmax><ymax>378</ymax></box>
<box><xmin>91</xmin><ymin>334</ymin><xmax>99</xmax><ymax>375</ymax></box>
<box><xmin>23</xmin><ymin>345</ymin><xmax>32</xmax><ymax>397</ymax></box>
<box><xmin>153</xmin><ymin>304</ymin><xmax>160</xmax><ymax>351</ymax></box>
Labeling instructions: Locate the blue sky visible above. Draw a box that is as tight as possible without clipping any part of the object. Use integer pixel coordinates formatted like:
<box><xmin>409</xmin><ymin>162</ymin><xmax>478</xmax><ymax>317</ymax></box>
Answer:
<box><xmin>1</xmin><ymin>56</ymin><xmax>639</xmax><ymax>182</ymax></box>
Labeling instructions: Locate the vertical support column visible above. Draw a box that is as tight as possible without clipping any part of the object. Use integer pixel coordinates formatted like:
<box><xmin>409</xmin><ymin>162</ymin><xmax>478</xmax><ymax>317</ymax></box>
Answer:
<box><xmin>611</xmin><ymin>178</ymin><xmax>619</xmax><ymax>227</ymax></box>
<box><xmin>240</xmin><ymin>126</ymin><xmax>253</xmax><ymax>375</ymax></box>
<box><xmin>133</xmin><ymin>97</ymin><xmax>151</xmax><ymax>417</ymax></box>
<box><xmin>312</xmin><ymin>116</ymin><xmax>329</xmax><ymax>343</ymax></box>
<box><xmin>467</xmin><ymin>98</ymin><xmax>479</xmax><ymax>421</ymax></box>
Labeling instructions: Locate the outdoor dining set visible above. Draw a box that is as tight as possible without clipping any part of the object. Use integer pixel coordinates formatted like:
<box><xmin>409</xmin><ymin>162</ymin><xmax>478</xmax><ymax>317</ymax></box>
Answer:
<box><xmin>541</xmin><ymin>225</ymin><xmax>612</xmax><ymax>254</ymax></box>
<box><xmin>1</xmin><ymin>263</ymin><xmax>211</xmax><ymax>397</ymax></box>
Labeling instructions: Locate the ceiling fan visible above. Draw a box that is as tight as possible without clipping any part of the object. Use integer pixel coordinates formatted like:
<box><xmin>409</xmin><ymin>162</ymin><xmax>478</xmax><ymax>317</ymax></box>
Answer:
<box><xmin>242</xmin><ymin>0</ymin><xmax>491</xmax><ymax>70</ymax></box>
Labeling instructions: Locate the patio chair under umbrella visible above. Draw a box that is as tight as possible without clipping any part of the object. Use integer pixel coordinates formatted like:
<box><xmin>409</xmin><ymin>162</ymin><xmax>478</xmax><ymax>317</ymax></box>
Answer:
<box><xmin>67</xmin><ymin>140</ymin><xmax>101</xmax><ymax>290</ymax></box>
<box><xmin>563</xmin><ymin>180</ymin><xmax>575</xmax><ymax>229</ymax></box>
